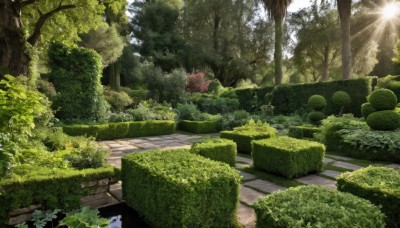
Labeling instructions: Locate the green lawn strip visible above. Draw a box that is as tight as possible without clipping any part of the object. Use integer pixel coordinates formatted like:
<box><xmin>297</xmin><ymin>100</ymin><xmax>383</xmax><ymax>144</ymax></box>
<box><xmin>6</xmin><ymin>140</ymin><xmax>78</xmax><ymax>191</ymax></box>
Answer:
<box><xmin>317</xmin><ymin>173</ymin><xmax>337</xmax><ymax>181</ymax></box>
<box><xmin>323</xmin><ymin>163</ymin><xmax>352</xmax><ymax>173</ymax></box>
<box><xmin>240</xmin><ymin>166</ymin><xmax>304</xmax><ymax>188</ymax></box>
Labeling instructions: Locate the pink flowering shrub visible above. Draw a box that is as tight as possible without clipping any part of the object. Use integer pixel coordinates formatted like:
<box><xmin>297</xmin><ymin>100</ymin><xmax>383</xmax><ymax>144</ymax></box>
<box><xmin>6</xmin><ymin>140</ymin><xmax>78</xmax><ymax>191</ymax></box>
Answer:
<box><xmin>187</xmin><ymin>72</ymin><xmax>210</xmax><ymax>93</ymax></box>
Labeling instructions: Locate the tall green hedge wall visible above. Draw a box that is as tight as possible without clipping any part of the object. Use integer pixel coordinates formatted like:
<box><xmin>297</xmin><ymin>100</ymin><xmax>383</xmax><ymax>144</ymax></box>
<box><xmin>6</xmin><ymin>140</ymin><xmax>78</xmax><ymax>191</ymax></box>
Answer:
<box><xmin>271</xmin><ymin>78</ymin><xmax>375</xmax><ymax>116</ymax></box>
<box><xmin>234</xmin><ymin>87</ymin><xmax>274</xmax><ymax>112</ymax></box>
<box><xmin>48</xmin><ymin>42</ymin><xmax>108</xmax><ymax>121</ymax></box>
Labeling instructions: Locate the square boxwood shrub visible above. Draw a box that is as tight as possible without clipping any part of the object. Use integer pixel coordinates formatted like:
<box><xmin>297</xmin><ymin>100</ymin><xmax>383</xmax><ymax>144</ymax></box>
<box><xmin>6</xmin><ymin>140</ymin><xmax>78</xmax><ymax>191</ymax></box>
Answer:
<box><xmin>337</xmin><ymin>166</ymin><xmax>400</xmax><ymax>227</ymax></box>
<box><xmin>252</xmin><ymin>136</ymin><xmax>325</xmax><ymax>179</ymax></box>
<box><xmin>190</xmin><ymin>138</ymin><xmax>237</xmax><ymax>166</ymax></box>
<box><xmin>220</xmin><ymin>121</ymin><xmax>276</xmax><ymax>153</ymax></box>
<box><xmin>62</xmin><ymin>120</ymin><xmax>175</xmax><ymax>140</ymax></box>
<box><xmin>253</xmin><ymin>185</ymin><xmax>386</xmax><ymax>228</ymax></box>
<box><xmin>179</xmin><ymin>120</ymin><xmax>218</xmax><ymax>134</ymax></box>
<box><xmin>121</xmin><ymin>149</ymin><xmax>241</xmax><ymax>228</ymax></box>
<box><xmin>288</xmin><ymin>125</ymin><xmax>321</xmax><ymax>139</ymax></box>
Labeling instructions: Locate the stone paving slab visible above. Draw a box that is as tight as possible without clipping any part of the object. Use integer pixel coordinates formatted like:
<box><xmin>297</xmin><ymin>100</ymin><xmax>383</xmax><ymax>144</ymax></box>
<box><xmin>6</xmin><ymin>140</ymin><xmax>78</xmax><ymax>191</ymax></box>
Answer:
<box><xmin>323</xmin><ymin>157</ymin><xmax>335</xmax><ymax>164</ymax></box>
<box><xmin>236</xmin><ymin>163</ymin><xmax>250</xmax><ymax>169</ymax></box>
<box><xmin>321</xmin><ymin>170</ymin><xmax>341</xmax><ymax>179</ymax></box>
<box><xmin>244</xmin><ymin>180</ymin><xmax>286</xmax><ymax>194</ymax></box>
<box><xmin>238</xmin><ymin>204</ymin><xmax>256</xmax><ymax>228</ymax></box>
<box><xmin>236</xmin><ymin>156</ymin><xmax>253</xmax><ymax>164</ymax></box>
<box><xmin>386</xmin><ymin>163</ymin><xmax>400</xmax><ymax>169</ymax></box>
<box><xmin>332</xmin><ymin>161</ymin><xmax>362</xmax><ymax>170</ymax></box>
<box><xmin>328</xmin><ymin>155</ymin><xmax>354</xmax><ymax>161</ymax></box>
<box><xmin>240</xmin><ymin>186</ymin><xmax>265</xmax><ymax>206</ymax></box>
<box><xmin>295</xmin><ymin>175</ymin><xmax>336</xmax><ymax>189</ymax></box>
<box><xmin>240</xmin><ymin>171</ymin><xmax>257</xmax><ymax>182</ymax></box>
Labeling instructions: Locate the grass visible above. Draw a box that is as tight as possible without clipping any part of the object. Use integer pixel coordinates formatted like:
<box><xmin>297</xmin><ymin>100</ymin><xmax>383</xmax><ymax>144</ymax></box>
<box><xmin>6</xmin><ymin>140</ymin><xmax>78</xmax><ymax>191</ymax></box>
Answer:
<box><xmin>325</xmin><ymin>151</ymin><xmax>391</xmax><ymax>167</ymax></box>
<box><xmin>240</xmin><ymin>166</ymin><xmax>304</xmax><ymax>188</ymax></box>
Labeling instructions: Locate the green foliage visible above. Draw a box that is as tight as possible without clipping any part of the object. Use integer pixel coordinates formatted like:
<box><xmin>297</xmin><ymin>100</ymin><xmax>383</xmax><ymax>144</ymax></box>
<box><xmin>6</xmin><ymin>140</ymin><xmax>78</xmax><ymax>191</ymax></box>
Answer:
<box><xmin>192</xmin><ymin>95</ymin><xmax>240</xmax><ymax>115</ymax></box>
<box><xmin>271</xmin><ymin>77</ymin><xmax>374</xmax><ymax>116</ymax></box>
<box><xmin>337</xmin><ymin>166</ymin><xmax>400</xmax><ymax>227</ymax></box>
<box><xmin>233</xmin><ymin>87</ymin><xmax>275</xmax><ymax>113</ymax></box>
<box><xmin>207</xmin><ymin>79</ymin><xmax>224</xmax><ymax>95</ymax></box>
<box><xmin>175</xmin><ymin>103</ymin><xmax>202</xmax><ymax>120</ymax></box>
<box><xmin>220</xmin><ymin>120</ymin><xmax>277</xmax><ymax>153</ymax></box>
<box><xmin>332</xmin><ymin>91</ymin><xmax>351</xmax><ymax>107</ymax></box>
<box><xmin>36</xmin><ymin>79</ymin><xmax>57</xmax><ymax>101</ymax></box>
<box><xmin>288</xmin><ymin>125</ymin><xmax>321</xmax><ymax>139</ymax></box>
<box><xmin>308</xmin><ymin>95</ymin><xmax>327</xmax><ymax>111</ymax></box>
<box><xmin>48</xmin><ymin>43</ymin><xmax>108</xmax><ymax>122</ymax></box>
<box><xmin>366</xmin><ymin>110</ymin><xmax>400</xmax><ymax>131</ymax></box>
<box><xmin>361</xmin><ymin>102</ymin><xmax>376</xmax><ymax>119</ymax></box>
<box><xmin>62</xmin><ymin>120</ymin><xmax>176</xmax><ymax>140</ymax></box>
<box><xmin>308</xmin><ymin>111</ymin><xmax>326</xmax><ymax>125</ymax></box>
<box><xmin>377</xmin><ymin>75</ymin><xmax>400</xmax><ymax>101</ymax></box>
<box><xmin>103</xmin><ymin>87</ymin><xmax>133</xmax><ymax>112</ymax></box>
<box><xmin>16</xmin><ymin>209</ymin><xmax>61</xmax><ymax>228</ymax></box>
<box><xmin>253</xmin><ymin>185</ymin><xmax>386</xmax><ymax>228</ymax></box>
<box><xmin>64</xmin><ymin>145</ymin><xmax>109</xmax><ymax>170</ymax></box>
<box><xmin>179</xmin><ymin>120</ymin><xmax>218</xmax><ymax>134</ymax></box>
<box><xmin>190</xmin><ymin>138</ymin><xmax>237</xmax><ymax>167</ymax></box>
<box><xmin>368</xmin><ymin>89</ymin><xmax>398</xmax><ymax>111</ymax></box>
<box><xmin>219</xmin><ymin>110</ymin><xmax>252</xmax><ymax>130</ymax></box>
<box><xmin>0</xmin><ymin>166</ymin><xmax>118</xmax><ymax>225</ymax></box>
<box><xmin>252</xmin><ymin>137</ymin><xmax>325</xmax><ymax>179</ymax></box>
<box><xmin>121</xmin><ymin>149</ymin><xmax>241</xmax><ymax>228</ymax></box>
<box><xmin>127</xmin><ymin>100</ymin><xmax>175</xmax><ymax>121</ymax></box>
<box><xmin>120</xmin><ymin>87</ymin><xmax>148</xmax><ymax>105</ymax></box>
<box><xmin>59</xmin><ymin>207</ymin><xmax>109</xmax><ymax>228</ymax></box>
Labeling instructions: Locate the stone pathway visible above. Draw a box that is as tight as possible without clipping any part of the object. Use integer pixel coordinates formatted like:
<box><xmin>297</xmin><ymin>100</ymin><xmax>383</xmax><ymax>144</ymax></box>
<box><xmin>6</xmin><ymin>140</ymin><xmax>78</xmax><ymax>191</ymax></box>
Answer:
<box><xmin>98</xmin><ymin>133</ymin><xmax>400</xmax><ymax>228</ymax></box>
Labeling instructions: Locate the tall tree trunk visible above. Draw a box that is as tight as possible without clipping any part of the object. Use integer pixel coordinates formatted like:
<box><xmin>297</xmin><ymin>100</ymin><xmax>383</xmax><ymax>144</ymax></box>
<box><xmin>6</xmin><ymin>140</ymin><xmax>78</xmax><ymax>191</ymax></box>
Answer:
<box><xmin>274</xmin><ymin>16</ymin><xmax>283</xmax><ymax>85</ymax></box>
<box><xmin>109</xmin><ymin>60</ymin><xmax>121</xmax><ymax>91</ymax></box>
<box><xmin>321</xmin><ymin>47</ymin><xmax>330</xmax><ymax>81</ymax></box>
<box><xmin>338</xmin><ymin>0</ymin><xmax>352</xmax><ymax>80</ymax></box>
<box><xmin>0</xmin><ymin>0</ymin><xmax>29</xmax><ymax>77</ymax></box>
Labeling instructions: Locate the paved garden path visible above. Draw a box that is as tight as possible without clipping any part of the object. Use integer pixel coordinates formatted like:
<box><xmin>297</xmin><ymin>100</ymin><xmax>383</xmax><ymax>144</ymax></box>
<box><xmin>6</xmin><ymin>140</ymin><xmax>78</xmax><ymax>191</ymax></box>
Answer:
<box><xmin>98</xmin><ymin>134</ymin><xmax>400</xmax><ymax>228</ymax></box>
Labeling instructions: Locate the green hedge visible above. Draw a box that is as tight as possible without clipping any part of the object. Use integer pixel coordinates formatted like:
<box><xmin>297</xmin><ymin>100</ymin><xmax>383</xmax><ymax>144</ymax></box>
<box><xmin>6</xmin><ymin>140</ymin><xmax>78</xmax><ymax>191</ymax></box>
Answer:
<box><xmin>0</xmin><ymin>166</ymin><xmax>118</xmax><ymax>225</ymax></box>
<box><xmin>337</xmin><ymin>166</ymin><xmax>400</xmax><ymax>227</ymax></box>
<box><xmin>271</xmin><ymin>77</ymin><xmax>374</xmax><ymax>116</ymax></box>
<box><xmin>377</xmin><ymin>75</ymin><xmax>400</xmax><ymax>101</ymax></box>
<box><xmin>62</xmin><ymin>120</ymin><xmax>176</xmax><ymax>140</ymax></box>
<box><xmin>252</xmin><ymin>137</ymin><xmax>325</xmax><ymax>179</ymax></box>
<box><xmin>190</xmin><ymin>138</ymin><xmax>237</xmax><ymax>166</ymax></box>
<box><xmin>233</xmin><ymin>87</ymin><xmax>274</xmax><ymax>112</ymax></box>
<box><xmin>288</xmin><ymin>125</ymin><xmax>321</xmax><ymax>139</ymax></box>
<box><xmin>121</xmin><ymin>149</ymin><xmax>241</xmax><ymax>227</ymax></box>
<box><xmin>179</xmin><ymin>120</ymin><xmax>218</xmax><ymax>134</ymax></box>
<box><xmin>253</xmin><ymin>185</ymin><xmax>386</xmax><ymax>228</ymax></box>
<box><xmin>220</xmin><ymin>131</ymin><xmax>273</xmax><ymax>153</ymax></box>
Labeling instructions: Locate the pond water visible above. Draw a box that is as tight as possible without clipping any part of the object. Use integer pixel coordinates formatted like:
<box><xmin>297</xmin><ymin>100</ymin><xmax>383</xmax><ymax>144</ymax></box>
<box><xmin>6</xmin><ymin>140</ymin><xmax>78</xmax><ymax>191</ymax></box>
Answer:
<box><xmin>99</xmin><ymin>203</ymin><xmax>151</xmax><ymax>228</ymax></box>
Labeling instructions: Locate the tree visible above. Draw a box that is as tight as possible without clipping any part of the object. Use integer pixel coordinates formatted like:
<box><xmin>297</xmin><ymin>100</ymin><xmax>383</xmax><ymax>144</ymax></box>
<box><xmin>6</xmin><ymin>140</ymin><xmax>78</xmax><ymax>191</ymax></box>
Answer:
<box><xmin>0</xmin><ymin>0</ymin><xmax>125</xmax><ymax>77</ymax></box>
<box><xmin>262</xmin><ymin>0</ymin><xmax>293</xmax><ymax>85</ymax></box>
<box><xmin>337</xmin><ymin>0</ymin><xmax>352</xmax><ymax>79</ymax></box>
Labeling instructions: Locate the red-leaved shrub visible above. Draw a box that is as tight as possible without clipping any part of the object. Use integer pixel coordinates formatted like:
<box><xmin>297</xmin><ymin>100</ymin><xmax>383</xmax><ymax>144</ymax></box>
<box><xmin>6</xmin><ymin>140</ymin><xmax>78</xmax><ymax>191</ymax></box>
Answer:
<box><xmin>187</xmin><ymin>72</ymin><xmax>210</xmax><ymax>93</ymax></box>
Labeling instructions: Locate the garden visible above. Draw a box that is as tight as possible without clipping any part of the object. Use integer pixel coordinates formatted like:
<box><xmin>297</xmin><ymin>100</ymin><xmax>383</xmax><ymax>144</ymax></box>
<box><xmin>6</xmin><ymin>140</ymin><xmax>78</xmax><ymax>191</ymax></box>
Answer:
<box><xmin>1</xmin><ymin>0</ymin><xmax>400</xmax><ymax>227</ymax></box>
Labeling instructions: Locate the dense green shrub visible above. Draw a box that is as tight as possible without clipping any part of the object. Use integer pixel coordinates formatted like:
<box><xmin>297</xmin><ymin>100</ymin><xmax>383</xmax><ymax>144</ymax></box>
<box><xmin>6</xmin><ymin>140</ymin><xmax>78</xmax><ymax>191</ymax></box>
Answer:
<box><xmin>220</xmin><ymin>121</ymin><xmax>276</xmax><ymax>153</ymax></box>
<box><xmin>127</xmin><ymin>100</ymin><xmax>176</xmax><ymax>121</ymax></box>
<box><xmin>0</xmin><ymin>166</ymin><xmax>118</xmax><ymax>225</ymax></box>
<box><xmin>233</xmin><ymin>87</ymin><xmax>274</xmax><ymax>113</ymax></box>
<box><xmin>252</xmin><ymin>137</ymin><xmax>325</xmax><ymax>178</ymax></box>
<box><xmin>103</xmin><ymin>87</ymin><xmax>133</xmax><ymax>112</ymax></box>
<box><xmin>121</xmin><ymin>149</ymin><xmax>241</xmax><ymax>228</ymax></box>
<box><xmin>197</xmin><ymin>96</ymin><xmax>240</xmax><ymax>114</ymax></box>
<box><xmin>337</xmin><ymin>166</ymin><xmax>400</xmax><ymax>227</ymax></box>
<box><xmin>120</xmin><ymin>87</ymin><xmax>148</xmax><ymax>105</ymax></box>
<box><xmin>308</xmin><ymin>95</ymin><xmax>327</xmax><ymax>111</ymax></box>
<box><xmin>369</xmin><ymin>89</ymin><xmax>398</xmax><ymax>111</ymax></box>
<box><xmin>308</xmin><ymin>111</ymin><xmax>326</xmax><ymax>124</ymax></box>
<box><xmin>219</xmin><ymin>110</ymin><xmax>252</xmax><ymax>130</ymax></box>
<box><xmin>366</xmin><ymin>110</ymin><xmax>400</xmax><ymax>131</ymax></box>
<box><xmin>190</xmin><ymin>138</ymin><xmax>237</xmax><ymax>166</ymax></box>
<box><xmin>64</xmin><ymin>145</ymin><xmax>109</xmax><ymax>170</ymax></box>
<box><xmin>377</xmin><ymin>75</ymin><xmax>400</xmax><ymax>101</ymax></box>
<box><xmin>253</xmin><ymin>185</ymin><xmax>386</xmax><ymax>228</ymax></box>
<box><xmin>288</xmin><ymin>125</ymin><xmax>321</xmax><ymax>139</ymax></box>
<box><xmin>361</xmin><ymin>102</ymin><xmax>376</xmax><ymax>118</ymax></box>
<box><xmin>36</xmin><ymin>79</ymin><xmax>57</xmax><ymax>101</ymax></box>
<box><xmin>175</xmin><ymin>103</ymin><xmax>202</xmax><ymax>120</ymax></box>
<box><xmin>62</xmin><ymin>120</ymin><xmax>176</xmax><ymax>140</ymax></box>
<box><xmin>179</xmin><ymin>120</ymin><xmax>218</xmax><ymax>134</ymax></box>
<box><xmin>332</xmin><ymin>91</ymin><xmax>351</xmax><ymax>107</ymax></box>
<box><xmin>271</xmin><ymin>77</ymin><xmax>374</xmax><ymax>116</ymax></box>
<box><xmin>48</xmin><ymin>42</ymin><xmax>108</xmax><ymax>122</ymax></box>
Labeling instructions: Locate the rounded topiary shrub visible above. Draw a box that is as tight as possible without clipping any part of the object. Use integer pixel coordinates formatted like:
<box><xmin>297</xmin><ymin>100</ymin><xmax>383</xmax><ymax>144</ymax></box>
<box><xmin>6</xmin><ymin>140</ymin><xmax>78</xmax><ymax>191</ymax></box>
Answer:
<box><xmin>369</xmin><ymin>89</ymin><xmax>398</xmax><ymax>111</ymax></box>
<box><xmin>332</xmin><ymin>91</ymin><xmax>351</xmax><ymax>107</ymax></box>
<box><xmin>253</xmin><ymin>185</ymin><xmax>386</xmax><ymax>228</ymax></box>
<box><xmin>308</xmin><ymin>95</ymin><xmax>327</xmax><ymax>111</ymax></box>
<box><xmin>361</xmin><ymin>103</ymin><xmax>376</xmax><ymax>119</ymax></box>
<box><xmin>308</xmin><ymin>111</ymin><xmax>326</xmax><ymax>124</ymax></box>
<box><xmin>366</xmin><ymin>110</ymin><xmax>400</xmax><ymax>131</ymax></box>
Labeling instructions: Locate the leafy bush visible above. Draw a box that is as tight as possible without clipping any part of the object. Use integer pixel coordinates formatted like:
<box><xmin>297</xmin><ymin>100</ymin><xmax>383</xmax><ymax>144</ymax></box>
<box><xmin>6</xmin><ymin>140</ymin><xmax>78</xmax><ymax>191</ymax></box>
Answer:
<box><xmin>219</xmin><ymin>110</ymin><xmax>252</xmax><ymax>130</ymax></box>
<box><xmin>106</xmin><ymin>112</ymin><xmax>134</xmax><ymax>123</ymax></box>
<box><xmin>175</xmin><ymin>103</ymin><xmax>202</xmax><ymax>120</ymax></box>
<box><xmin>186</xmin><ymin>72</ymin><xmax>210</xmax><ymax>93</ymax></box>
<box><xmin>59</xmin><ymin>207</ymin><xmax>109</xmax><ymax>228</ymax></box>
<box><xmin>253</xmin><ymin>185</ymin><xmax>386</xmax><ymax>228</ymax></box>
<box><xmin>48</xmin><ymin>42</ymin><xmax>108</xmax><ymax>122</ymax></box>
<box><xmin>233</xmin><ymin>87</ymin><xmax>274</xmax><ymax>113</ymax></box>
<box><xmin>120</xmin><ymin>87</ymin><xmax>148</xmax><ymax>105</ymax></box>
<box><xmin>332</xmin><ymin>91</ymin><xmax>351</xmax><ymax>107</ymax></box>
<box><xmin>252</xmin><ymin>137</ymin><xmax>325</xmax><ymax>178</ymax></box>
<box><xmin>288</xmin><ymin>125</ymin><xmax>321</xmax><ymax>139</ymax></box>
<box><xmin>179</xmin><ymin>120</ymin><xmax>218</xmax><ymax>134</ymax></box>
<box><xmin>369</xmin><ymin>89</ymin><xmax>398</xmax><ymax>111</ymax></box>
<box><xmin>220</xmin><ymin>120</ymin><xmax>276</xmax><ymax>153</ymax></box>
<box><xmin>103</xmin><ymin>87</ymin><xmax>133</xmax><ymax>112</ymax></box>
<box><xmin>207</xmin><ymin>79</ymin><xmax>224</xmax><ymax>95</ymax></box>
<box><xmin>267</xmin><ymin>115</ymin><xmax>304</xmax><ymax>129</ymax></box>
<box><xmin>308</xmin><ymin>95</ymin><xmax>327</xmax><ymax>111</ymax></box>
<box><xmin>366</xmin><ymin>110</ymin><xmax>400</xmax><ymax>131</ymax></box>
<box><xmin>337</xmin><ymin>166</ymin><xmax>399</xmax><ymax>227</ymax></box>
<box><xmin>64</xmin><ymin>144</ymin><xmax>109</xmax><ymax>170</ymax></box>
<box><xmin>196</xmin><ymin>96</ymin><xmax>240</xmax><ymax>115</ymax></box>
<box><xmin>361</xmin><ymin>102</ymin><xmax>376</xmax><ymax>118</ymax></box>
<box><xmin>36</xmin><ymin>79</ymin><xmax>57</xmax><ymax>101</ymax></box>
<box><xmin>127</xmin><ymin>100</ymin><xmax>175</xmax><ymax>121</ymax></box>
<box><xmin>121</xmin><ymin>149</ymin><xmax>241</xmax><ymax>227</ymax></box>
<box><xmin>191</xmin><ymin>138</ymin><xmax>237</xmax><ymax>166</ymax></box>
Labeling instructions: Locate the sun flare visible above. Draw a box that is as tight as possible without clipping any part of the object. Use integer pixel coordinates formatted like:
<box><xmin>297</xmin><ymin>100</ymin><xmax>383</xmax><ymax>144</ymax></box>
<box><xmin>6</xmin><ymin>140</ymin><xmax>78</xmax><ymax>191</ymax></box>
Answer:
<box><xmin>381</xmin><ymin>3</ymin><xmax>399</xmax><ymax>20</ymax></box>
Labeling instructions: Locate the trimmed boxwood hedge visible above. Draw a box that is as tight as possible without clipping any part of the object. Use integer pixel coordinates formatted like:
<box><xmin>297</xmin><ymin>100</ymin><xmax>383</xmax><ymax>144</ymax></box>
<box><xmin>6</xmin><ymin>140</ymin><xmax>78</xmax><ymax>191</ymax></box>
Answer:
<box><xmin>0</xmin><ymin>166</ymin><xmax>119</xmax><ymax>225</ymax></box>
<box><xmin>337</xmin><ymin>166</ymin><xmax>400</xmax><ymax>227</ymax></box>
<box><xmin>271</xmin><ymin>77</ymin><xmax>374</xmax><ymax>116</ymax></box>
<box><xmin>179</xmin><ymin>120</ymin><xmax>218</xmax><ymax>134</ymax></box>
<box><xmin>253</xmin><ymin>185</ymin><xmax>386</xmax><ymax>228</ymax></box>
<box><xmin>121</xmin><ymin>149</ymin><xmax>241</xmax><ymax>228</ymax></box>
<box><xmin>190</xmin><ymin>138</ymin><xmax>237</xmax><ymax>166</ymax></box>
<box><xmin>252</xmin><ymin>137</ymin><xmax>325</xmax><ymax>179</ymax></box>
<box><xmin>62</xmin><ymin>120</ymin><xmax>176</xmax><ymax>140</ymax></box>
<box><xmin>288</xmin><ymin>125</ymin><xmax>321</xmax><ymax>139</ymax></box>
